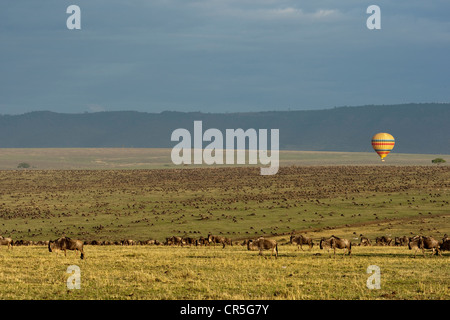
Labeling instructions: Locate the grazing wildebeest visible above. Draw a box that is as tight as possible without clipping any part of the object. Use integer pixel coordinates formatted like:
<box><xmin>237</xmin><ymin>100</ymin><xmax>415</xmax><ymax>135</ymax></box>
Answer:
<box><xmin>394</xmin><ymin>236</ymin><xmax>408</xmax><ymax>246</ymax></box>
<box><xmin>121</xmin><ymin>239</ymin><xmax>135</xmax><ymax>246</ymax></box>
<box><xmin>408</xmin><ymin>235</ymin><xmax>441</xmax><ymax>257</ymax></box>
<box><xmin>247</xmin><ymin>237</ymin><xmax>278</xmax><ymax>258</ymax></box>
<box><xmin>48</xmin><ymin>237</ymin><xmax>84</xmax><ymax>259</ymax></box>
<box><xmin>174</xmin><ymin>236</ymin><xmax>183</xmax><ymax>246</ymax></box>
<box><xmin>164</xmin><ymin>236</ymin><xmax>183</xmax><ymax>246</ymax></box>
<box><xmin>172</xmin><ymin>236</ymin><xmax>184</xmax><ymax>246</ymax></box>
<box><xmin>418</xmin><ymin>236</ymin><xmax>442</xmax><ymax>257</ymax></box>
<box><xmin>0</xmin><ymin>236</ymin><xmax>13</xmax><ymax>250</ymax></box>
<box><xmin>319</xmin><ymin>237</ymin><xmax>332</xmax><ymax>252</ymax></box>
<box><xmin>197</xmin><ymin>236</ymin><xmax>208</xmax><ymax>246</ymax></box>
<box><xmin>320</xmin><ymin>235</ymin><xmax>351</xmax><ymax>256</ymax></box>
<box><xmin>408</xmin><ymin>235</ymin><xmax>421</xmax><ymax>256</ymax></box>
<box><xmin>440</xmin><ymin>235</ymin><xmax>450</xmax><ymax>251</ymax></box>
<box><xmin>400</xmin><ymin>235</ymin><xmax>409</xmax><ymax>246</ymax></box>
<box><xmin>359</xmin><ymin>234</ymin><xmax>371</xmax><ymax>246</ymax></box>
<box><xmin>14</xmin><ymin>239</ymin><xmax>31</xmax><ymax>246</ymax></box>
<box><xmin>290</xmin><ymin>234</ymin><xmax>314</xmax><ymax>251</ymax></box>
<box><xmin>375</xmin><ymin>236</ymin><xmax>393</xmax><ymax>246</ymax></box>
<box><xmin>225</xmin><ymin>237</ymin><xmax>233</xmax><ymax>246</ymax></box>
<box><xmin>182</xmin><ymin>237</ymin><xmax>196</xmax><ymax>246</ymax></box>
<box><xmin>207</xmin><ymin>233</ymin><xmax>227</xmax><ymax>249</ymax></box>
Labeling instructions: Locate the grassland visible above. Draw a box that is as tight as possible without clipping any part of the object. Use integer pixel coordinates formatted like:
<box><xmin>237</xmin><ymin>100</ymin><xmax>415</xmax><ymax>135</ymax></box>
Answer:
<box><xmin>0</xmin><ymin>243</ymin><xmax>448</xmax><ymax>300</ymax></box>
<box><xmin>0</xmin><ymin>148</ymin><xmax>448</xmax><ymax>170</ymax></box>
<box><xmin>0</xmin><ymin>166</ymin><xmax>449</xmax><ymax>242</ymax></box>
<box><xmin>0</xmin><ymin>153</ymin><xmax>448</xmax><ymax>300</ymax></box>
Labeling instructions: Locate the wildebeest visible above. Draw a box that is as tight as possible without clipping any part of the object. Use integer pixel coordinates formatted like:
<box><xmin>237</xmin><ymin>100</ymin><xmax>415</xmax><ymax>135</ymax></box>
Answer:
<box><xmin>408</xmin><ymin>235</ymin><xmax>421</xmax><ymax>256</ymax></box>
<box><xmin>318</xmin><ymin>237</ymin><xmax>332</xmax><ymax>252</ymax></box>
<box><xmin>359</xmin><ymin>234</ymin><xmax>371</xmax><ymax>246</ymax></box>
<box><xmin>440</xmin><ymin>235</ymin><xmax>450</xmax><ymax>251</ymax></box>
<box><xmin>164</xmin><ymin>237</ymin><xmax>172</xmax><ymax>246</ymax></box>
<box><xmin>394</xmin><ymin>236</ymin><xmax>408</xmax><ymax>246</ymax></box>
<box><xmin>247</xmin><ymin>237</ymin><xmax>278</xmax><ymax>258</ymax></box>
<box><xmin>207</xmin><ymin>233</ymin><xmax>227</xmax><ymax>249</ymax></box>
<box><xmin>48</xmin><ymin>237</ymin><xmax>85</xmax><ymax>259</ymax></box>
<box><xmin>419</xmin><ymin>236</ymin><xmax>442</xmax><ymax>257</ymax></box>
<box><xmin>165</xmin><ymin>236</ymin><xmax>183</xmax><ymax>246</ymax></box>
<box><xmin>141</xmin><ymin>239</ymin><xmax>156</xmax><ymax>245</ymax></box>
<box><xmin>408</xmin><ymin>235</ymin><xmax>442</xmax><ymax>257</ymax></box>
<box><xmin>224</xmin><ymin>237</ymin><xmax>233</xmax><ymax>246</ymax></box>
<box><xmin>290</xmin><ymin>234</ymin><xmax>313</xmax><ymax>250</ymax></box>
<box><xmin>197</xmin><ymin>236</ymin><xmax>209</xmax><ymax>246</ymax></box>
<box><xmin>320</xmin><ymin>235</ymin><xmax>351</xmax><ymax>256</ymax></box>
<box><xmin>0</xmin><ymin>236</ymin><xmax>13</xmax><ymax>250</ymax></box>
<box><xmin>14</xmin><ymin>239</ymin><xmax>32</xmax><ymax>246</ymax></box>
<box><xmin>182</xmin><ymin>237</ymin><xmax>196</xmax><ymax>246</ymax></box>
<box><xmin>121</xmin><ymin>239</ymin><xmax>135</xmax><ymax>246</ymax></box>
<box><xmin>375</xmin><ymin>236</ymin><xmax>392</xmax><ymax>246</ymax></box>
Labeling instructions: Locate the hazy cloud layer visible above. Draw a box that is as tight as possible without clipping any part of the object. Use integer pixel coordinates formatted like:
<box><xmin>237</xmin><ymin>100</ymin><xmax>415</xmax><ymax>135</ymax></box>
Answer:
<box><xmin>1</xmin><ymin>0</ymin><xmax>449</xmax><ymax>114</ymax></box>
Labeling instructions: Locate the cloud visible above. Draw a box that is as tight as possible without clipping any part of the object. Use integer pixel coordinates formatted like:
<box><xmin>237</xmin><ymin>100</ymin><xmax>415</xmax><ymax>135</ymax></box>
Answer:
<box><xmin>0</xmin><ymin>0</ymin><xmax>449</xmax><ymax>114</ymax></box>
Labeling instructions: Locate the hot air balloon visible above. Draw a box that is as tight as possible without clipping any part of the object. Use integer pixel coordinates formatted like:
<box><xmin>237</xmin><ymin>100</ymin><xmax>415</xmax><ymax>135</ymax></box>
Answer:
<box><xmin>371</xmin><ymin>133</ymin><xmax>395</xmax><ymax>161</ymax></box>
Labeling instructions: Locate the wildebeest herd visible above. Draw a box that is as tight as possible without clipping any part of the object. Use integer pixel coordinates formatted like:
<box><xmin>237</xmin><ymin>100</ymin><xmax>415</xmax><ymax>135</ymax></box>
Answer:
<box><xmin>0</xmin><ymin>232</ymin><xmax>448</xmax><ymax>260</ymax></box>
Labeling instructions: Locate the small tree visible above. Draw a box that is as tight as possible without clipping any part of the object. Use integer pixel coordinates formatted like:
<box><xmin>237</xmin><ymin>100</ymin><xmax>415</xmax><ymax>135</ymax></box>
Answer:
<box><xmin>17</xmin><ymin>162</ymin><xmax>31</xmax><ymax>169</ymax></box>
<box><xmin>431</xmin><ymin>158</ymin><xmax>446</xmax><ymax>165</ymax></box>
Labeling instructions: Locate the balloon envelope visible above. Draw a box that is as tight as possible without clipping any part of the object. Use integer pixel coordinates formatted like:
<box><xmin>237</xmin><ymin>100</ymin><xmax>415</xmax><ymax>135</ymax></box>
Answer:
<box><xmin>371</xmin><ymin>133</ymin><xmax>395</xmax><ymax>161</ymax></box>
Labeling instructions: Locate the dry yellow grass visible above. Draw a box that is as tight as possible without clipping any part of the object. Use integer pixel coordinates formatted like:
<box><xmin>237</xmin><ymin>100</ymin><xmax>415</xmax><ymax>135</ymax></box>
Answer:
<box><xmin>0</xmin><ymin>244</ymin><xmax>447</xmax><ymax>300</ymax></box>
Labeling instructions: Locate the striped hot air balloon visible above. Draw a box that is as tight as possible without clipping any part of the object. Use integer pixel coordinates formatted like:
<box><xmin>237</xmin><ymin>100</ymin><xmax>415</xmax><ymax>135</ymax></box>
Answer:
<box><xmin>371</xmin><ymin>133</ymin><xmax>395</xmax><ymax>161</ymax></box>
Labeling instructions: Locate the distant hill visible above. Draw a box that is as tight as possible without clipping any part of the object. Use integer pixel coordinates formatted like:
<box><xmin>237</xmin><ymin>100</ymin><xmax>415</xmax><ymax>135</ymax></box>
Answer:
<box><xmin>0</xmin><ymin>103</ymin><xmax>449</xmax><ymax>154</ymax></box>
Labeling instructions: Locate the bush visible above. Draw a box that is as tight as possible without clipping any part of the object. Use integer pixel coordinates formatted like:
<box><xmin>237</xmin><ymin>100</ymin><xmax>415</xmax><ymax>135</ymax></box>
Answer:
<box><xmin>431</xmin><ymin>158</ymin><xmax>446</xmax><ymax>165</ymax></box>
<box><xmin>17</xmin><ymin>162</ymin><xmax>31</xmax><ymax>169</ymax></box>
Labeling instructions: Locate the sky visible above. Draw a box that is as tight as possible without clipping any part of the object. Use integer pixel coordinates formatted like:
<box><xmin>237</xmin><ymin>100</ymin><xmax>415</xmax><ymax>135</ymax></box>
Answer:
<box><xmin>1</xmin><ymin>0</ymin><xmax>449</xmax><ymax>115</ymax></box>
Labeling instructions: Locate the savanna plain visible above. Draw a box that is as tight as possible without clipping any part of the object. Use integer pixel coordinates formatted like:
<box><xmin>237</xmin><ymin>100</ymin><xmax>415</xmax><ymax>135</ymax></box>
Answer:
<box><xmin>0</xmin><ymin>150</ymin><xmax>448</xmax><ymax>300</ymax></box>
